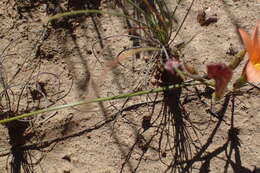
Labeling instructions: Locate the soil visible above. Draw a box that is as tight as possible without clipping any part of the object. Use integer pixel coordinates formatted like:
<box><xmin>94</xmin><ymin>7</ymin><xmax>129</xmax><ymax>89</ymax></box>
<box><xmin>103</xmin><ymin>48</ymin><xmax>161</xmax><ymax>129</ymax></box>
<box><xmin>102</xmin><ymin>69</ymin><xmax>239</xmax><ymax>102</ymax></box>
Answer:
<box><xmin>0</xmin><ymin>0</ymin><xmax>259</xmax><ymax>173</ymax></box>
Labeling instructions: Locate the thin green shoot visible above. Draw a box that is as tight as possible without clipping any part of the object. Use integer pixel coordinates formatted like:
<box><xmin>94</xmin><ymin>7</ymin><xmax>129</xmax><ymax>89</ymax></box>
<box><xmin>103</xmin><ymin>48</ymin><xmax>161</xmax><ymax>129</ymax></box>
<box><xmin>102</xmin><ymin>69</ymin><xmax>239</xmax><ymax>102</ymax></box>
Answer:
<box><xmin>0</xmin><ymin>82</ymin><xmax>200</xmax><ymax>124</ymax></box>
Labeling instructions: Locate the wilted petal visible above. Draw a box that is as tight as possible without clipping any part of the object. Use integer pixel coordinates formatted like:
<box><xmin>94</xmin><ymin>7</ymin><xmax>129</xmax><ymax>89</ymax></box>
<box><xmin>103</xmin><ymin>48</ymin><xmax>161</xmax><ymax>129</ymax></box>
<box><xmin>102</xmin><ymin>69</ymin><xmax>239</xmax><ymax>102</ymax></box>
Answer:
<box><xmin>207</xmin><ymin>64</ymin><xmax>233</xmax><ymax>99</ymax></box>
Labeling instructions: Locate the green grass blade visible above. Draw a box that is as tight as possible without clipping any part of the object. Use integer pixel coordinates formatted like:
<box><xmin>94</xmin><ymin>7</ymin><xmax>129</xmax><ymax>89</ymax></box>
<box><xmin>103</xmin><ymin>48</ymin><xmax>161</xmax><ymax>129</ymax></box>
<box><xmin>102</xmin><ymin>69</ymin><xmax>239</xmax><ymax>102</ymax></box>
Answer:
<box><xmin>0</xmin><ymin>83</ymin><xmax>197</xmax><ymax>124</ymax></box>
<box><xmin>47</xmin><ymin>9</ymin><xmax>146</xmax><ymax>26</ymax></box>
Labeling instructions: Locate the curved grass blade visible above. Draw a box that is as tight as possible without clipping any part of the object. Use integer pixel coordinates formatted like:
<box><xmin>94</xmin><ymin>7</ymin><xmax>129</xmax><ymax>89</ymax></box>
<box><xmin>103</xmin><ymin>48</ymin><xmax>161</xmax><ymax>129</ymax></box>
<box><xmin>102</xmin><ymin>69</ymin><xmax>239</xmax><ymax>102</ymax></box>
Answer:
<box><xmin>47</xmin><ymin>9</ymin><xmax>146</xmax><ymax>26</ymax></box>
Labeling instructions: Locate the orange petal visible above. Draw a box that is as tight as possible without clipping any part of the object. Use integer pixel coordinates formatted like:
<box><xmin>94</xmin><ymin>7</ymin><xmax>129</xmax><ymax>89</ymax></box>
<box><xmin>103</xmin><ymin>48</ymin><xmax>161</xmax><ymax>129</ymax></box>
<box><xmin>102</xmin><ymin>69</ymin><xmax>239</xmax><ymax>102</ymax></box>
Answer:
<box><xmin>239</xmin><ymin>28</ymin><xmax>254</xmax><ymax>60</ymax></box>
<box><xmin>239</xmin><ymin>22</ymin><xmax>260</xmax><ymax>64</ymax></box>
<box><xmin>245</xmin><ymin>61</ymin><xmax>260</xmax><ymax>83</ymax></box>
<box><xmin>252</xmin><ymin>22</ymin><xmax>260</xmax><ymax>63</ymax></box>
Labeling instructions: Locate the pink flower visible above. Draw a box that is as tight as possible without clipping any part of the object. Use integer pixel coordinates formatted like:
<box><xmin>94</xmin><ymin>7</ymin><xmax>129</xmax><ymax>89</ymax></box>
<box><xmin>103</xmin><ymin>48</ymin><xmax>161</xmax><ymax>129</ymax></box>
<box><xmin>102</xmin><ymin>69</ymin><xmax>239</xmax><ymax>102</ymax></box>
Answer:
<box><xmin>164</xmin><ymin>59</ymin><xmax>181</xmax><ymax>75</ymax></box>
<box><xmin>207</xmin><ymin>64</ymin><xmax>233</xmax><ymax>99</ymax></box>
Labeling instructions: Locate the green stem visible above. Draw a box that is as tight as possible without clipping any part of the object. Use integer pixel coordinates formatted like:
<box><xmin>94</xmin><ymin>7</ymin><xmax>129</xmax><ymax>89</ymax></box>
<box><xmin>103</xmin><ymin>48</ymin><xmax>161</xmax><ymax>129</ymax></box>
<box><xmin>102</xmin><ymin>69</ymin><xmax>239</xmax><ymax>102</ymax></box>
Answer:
<box><xmin>0</xmin><ymin>83</ymin><xmax>198</xmax><ymax>124</ymax></box>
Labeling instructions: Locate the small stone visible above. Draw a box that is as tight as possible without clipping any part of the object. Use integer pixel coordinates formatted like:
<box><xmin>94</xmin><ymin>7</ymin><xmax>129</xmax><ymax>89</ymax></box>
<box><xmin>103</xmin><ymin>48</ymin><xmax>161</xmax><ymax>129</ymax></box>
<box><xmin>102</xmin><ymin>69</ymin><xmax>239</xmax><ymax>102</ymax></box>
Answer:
<box><xmin>62</xmin><ymin>155</ymin><xmax>71</xmax><ymax>162</ymax></box>
<box><xmin>197</xmin><ymin>7</ymin><xmax>218</xmax><ymax>26</ymax></box>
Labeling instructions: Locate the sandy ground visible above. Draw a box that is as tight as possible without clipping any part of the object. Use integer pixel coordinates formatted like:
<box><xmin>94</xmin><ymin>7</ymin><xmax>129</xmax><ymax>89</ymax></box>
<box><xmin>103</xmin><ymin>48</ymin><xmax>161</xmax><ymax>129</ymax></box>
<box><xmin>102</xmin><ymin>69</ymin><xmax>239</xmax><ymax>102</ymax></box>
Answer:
<box><xmin>0</xmin><ymin>0</ymin><xmax>259</xmax><ymax>173</ymax></box>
